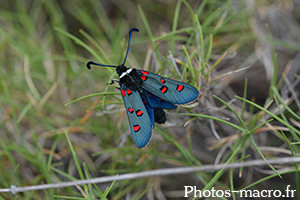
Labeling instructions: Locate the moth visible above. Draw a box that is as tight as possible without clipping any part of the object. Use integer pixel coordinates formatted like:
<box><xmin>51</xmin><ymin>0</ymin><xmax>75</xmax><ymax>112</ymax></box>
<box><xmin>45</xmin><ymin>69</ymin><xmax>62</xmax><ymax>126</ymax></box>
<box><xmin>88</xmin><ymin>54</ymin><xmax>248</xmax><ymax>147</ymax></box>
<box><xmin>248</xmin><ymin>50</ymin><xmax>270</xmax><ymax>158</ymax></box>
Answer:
<box><xmin>87</xmin><ymin>28</ymin><xmax>199</xmax><ymax>148</ymax></box>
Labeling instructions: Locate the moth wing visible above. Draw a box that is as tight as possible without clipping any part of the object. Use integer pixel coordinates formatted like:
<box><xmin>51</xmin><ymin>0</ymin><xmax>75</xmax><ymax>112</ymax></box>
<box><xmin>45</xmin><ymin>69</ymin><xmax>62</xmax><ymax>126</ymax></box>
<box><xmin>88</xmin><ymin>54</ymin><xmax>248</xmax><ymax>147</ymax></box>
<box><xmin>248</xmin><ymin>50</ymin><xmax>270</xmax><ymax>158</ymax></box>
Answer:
<box><xmin>120</xmin><ymin>85</ymin><xmax>154</xmax><ymax>148</ymax></box>
<box><xmin>143</xmin><ymin>90</ymin><xmax>177</xmax><ymax>109</ymax></box>
<box><xmin>138</xmin><ymin>70</ymin><xmax>199</xmax><ymax>105</ymax></box>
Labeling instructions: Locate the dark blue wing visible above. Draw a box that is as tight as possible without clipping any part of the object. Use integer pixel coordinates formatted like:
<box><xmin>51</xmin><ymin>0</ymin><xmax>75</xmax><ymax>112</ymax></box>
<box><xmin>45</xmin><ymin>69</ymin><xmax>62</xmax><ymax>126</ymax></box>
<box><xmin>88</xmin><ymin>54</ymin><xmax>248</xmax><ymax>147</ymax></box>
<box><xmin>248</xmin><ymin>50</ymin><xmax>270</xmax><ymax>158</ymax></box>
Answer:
<box><xmin>138</xmin><ymin>70</ymin><xmax>199</xmax><ymax>105</ymax></box>
<box><xmin>141</xmin><ymin>95</ymin><xmax>155</xmax><ymax>126</ymax></box>
<box><xmin>120</xmin><ymin>85</ymin><xmax>154</xmax><ymax>148</ymax></box>
<box><xmin>143</xmin><ymin>90</ymin><xmax>177</xmax><ymax>109</ymax></box>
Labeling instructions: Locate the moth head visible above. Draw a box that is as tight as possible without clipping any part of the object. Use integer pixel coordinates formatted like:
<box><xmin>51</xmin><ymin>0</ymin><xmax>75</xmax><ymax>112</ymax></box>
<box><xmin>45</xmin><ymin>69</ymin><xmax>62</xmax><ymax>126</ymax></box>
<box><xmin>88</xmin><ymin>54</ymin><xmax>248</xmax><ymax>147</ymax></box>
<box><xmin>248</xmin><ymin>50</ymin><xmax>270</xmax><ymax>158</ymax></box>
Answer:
<box><xmin>116</xmin><ymin>64</ymin><xmax>128</xmax><ymax>76</ymax></box>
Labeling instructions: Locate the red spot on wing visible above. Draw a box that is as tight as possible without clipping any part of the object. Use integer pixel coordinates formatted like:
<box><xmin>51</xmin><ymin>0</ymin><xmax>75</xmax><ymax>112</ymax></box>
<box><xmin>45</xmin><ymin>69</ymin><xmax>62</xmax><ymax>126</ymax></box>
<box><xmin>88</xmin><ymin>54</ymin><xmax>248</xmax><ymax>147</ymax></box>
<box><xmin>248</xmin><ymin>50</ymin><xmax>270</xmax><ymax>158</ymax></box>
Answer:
<box><xmin>136</xmin><ymin>110</ymin><xmax>143</xmax><ymax>116</ymax></box>
<box><xmin>160</xmin><ymin>86</ymin><xmax>168</xmax><ymax>94</ymax></box>
<box><xmin>141</xmin><ymin>75</ymin><xmax>147</xmax><ymax>81</ymax></box>
<box><xmin>133</xmin><ymin>125</ymin><xmax>140</xmax><ymax>132</ymax></box>
<box><xmin>128</xmin><ymin>107</ymin><xmax>134</xmax><ymax>113</ymax></box>
<box><xmin>121</xmin><ymin>89</ymin><xmax>126</xmax><ymax>97</ymax></box>
<box><xmin>176</xmin><ymin>85</ymin><xmax>184</xmax><ymax>92</ymax></box>
<box><xmin>142</xmin><ymin>71</ymin><xmax>149</xmax><ymax>75</ymax></box>
<box><xmin>148</xmin><ymin>93</ymin><xmax>152</xmax><ymax>98</ymax></box>
<box><xmin>126</xmin><ymin>89</ymin><xmax>132</xmax><ymax>95</ymax></box>
<box><xmin>160</xmin><ymin>78</ymin><xmax>165</xmax><ymax>84</ymax></box>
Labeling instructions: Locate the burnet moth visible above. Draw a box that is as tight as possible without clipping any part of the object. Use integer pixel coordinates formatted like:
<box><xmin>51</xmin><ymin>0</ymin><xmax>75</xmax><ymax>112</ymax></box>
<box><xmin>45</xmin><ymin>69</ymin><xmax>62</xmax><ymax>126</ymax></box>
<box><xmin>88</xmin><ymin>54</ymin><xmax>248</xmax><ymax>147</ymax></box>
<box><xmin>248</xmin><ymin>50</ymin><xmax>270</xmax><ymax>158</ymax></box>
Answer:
<box><xmin>87</xmin><ymin>28</ymin><xmax>199</xmax><ymax>148</ymax></box>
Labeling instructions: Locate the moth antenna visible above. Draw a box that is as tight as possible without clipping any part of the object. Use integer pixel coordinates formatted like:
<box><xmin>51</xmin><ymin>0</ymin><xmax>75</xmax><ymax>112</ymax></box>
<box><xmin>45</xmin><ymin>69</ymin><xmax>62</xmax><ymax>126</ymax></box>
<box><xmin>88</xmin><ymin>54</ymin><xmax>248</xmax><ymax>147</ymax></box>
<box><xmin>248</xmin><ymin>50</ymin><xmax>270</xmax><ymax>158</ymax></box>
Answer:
<box><xmin>86</xmin><ymin>61</ymin><xmax>117</xmax><ymax>70</ymax></box>
<box><xmin>87</xmin><ymin>28</ymin><xmax>139</xmax><ymax>69</ymax></box>
<box><xmin>122</xmin><ymin>28</ymin><xmax>139</xmax><ymax>65</ymax></box>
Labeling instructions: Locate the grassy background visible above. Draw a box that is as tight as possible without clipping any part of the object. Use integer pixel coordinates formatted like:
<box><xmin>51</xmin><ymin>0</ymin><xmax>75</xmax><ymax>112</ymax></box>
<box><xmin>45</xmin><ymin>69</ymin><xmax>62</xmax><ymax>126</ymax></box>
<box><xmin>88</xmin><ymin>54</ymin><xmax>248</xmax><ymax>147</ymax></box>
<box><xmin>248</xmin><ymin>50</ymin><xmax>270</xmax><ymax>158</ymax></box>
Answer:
<box><xmin>1</xmin><ymin>0</ymin><xmax>300</xmax><ymax>199</ymax></box>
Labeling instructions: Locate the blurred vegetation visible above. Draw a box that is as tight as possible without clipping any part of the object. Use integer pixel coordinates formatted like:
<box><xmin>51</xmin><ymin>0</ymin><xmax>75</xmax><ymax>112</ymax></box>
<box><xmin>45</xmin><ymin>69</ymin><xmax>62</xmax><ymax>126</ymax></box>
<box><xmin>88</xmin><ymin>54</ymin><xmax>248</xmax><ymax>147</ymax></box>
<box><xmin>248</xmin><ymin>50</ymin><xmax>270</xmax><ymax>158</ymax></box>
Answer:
<box><xmin>0</xmin><ymin>0</ymin><xmax>300</xmax><ymax>199</ymax></box>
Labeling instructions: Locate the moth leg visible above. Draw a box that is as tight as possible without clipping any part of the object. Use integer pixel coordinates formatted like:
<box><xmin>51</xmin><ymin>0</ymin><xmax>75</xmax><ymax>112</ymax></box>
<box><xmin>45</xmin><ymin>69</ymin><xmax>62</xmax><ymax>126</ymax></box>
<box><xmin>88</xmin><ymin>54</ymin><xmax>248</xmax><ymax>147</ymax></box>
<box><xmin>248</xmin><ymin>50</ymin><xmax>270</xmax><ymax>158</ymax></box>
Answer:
<box><xmin>107</xmin><ymin>79</ymin><xmax>120</xmax><ymax>85</ymax></box>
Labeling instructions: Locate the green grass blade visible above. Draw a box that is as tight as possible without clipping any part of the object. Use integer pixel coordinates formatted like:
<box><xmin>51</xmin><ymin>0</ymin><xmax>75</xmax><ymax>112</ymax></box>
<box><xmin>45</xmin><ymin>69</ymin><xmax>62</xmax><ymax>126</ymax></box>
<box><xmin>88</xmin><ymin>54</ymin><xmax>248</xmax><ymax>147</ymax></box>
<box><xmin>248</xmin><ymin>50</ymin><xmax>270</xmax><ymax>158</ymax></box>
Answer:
<box><xmin>65</xmin><ymin>92</ymin><xmax>120</xmax><ymax>106</ymax></box>
<box><xmin>236</xmin><ymin>96</ymin><xmax>300</xmax><ymax>135</ymax></box>
<box><xmin>182</xmin><ymin>113</ymin><xmax>246</xmax><ymax>133</ymax></box>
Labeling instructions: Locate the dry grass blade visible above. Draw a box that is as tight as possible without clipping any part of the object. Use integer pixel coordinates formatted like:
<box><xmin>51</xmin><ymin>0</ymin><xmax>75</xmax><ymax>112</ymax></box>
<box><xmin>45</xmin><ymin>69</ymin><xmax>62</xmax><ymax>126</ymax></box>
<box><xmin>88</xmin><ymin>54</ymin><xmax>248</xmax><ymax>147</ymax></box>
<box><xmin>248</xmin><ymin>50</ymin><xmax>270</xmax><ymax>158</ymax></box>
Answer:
<box><xmin>211</xmin><ymin>66</ymin><xmax>251</xmax><ymax>83</ymax></box>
